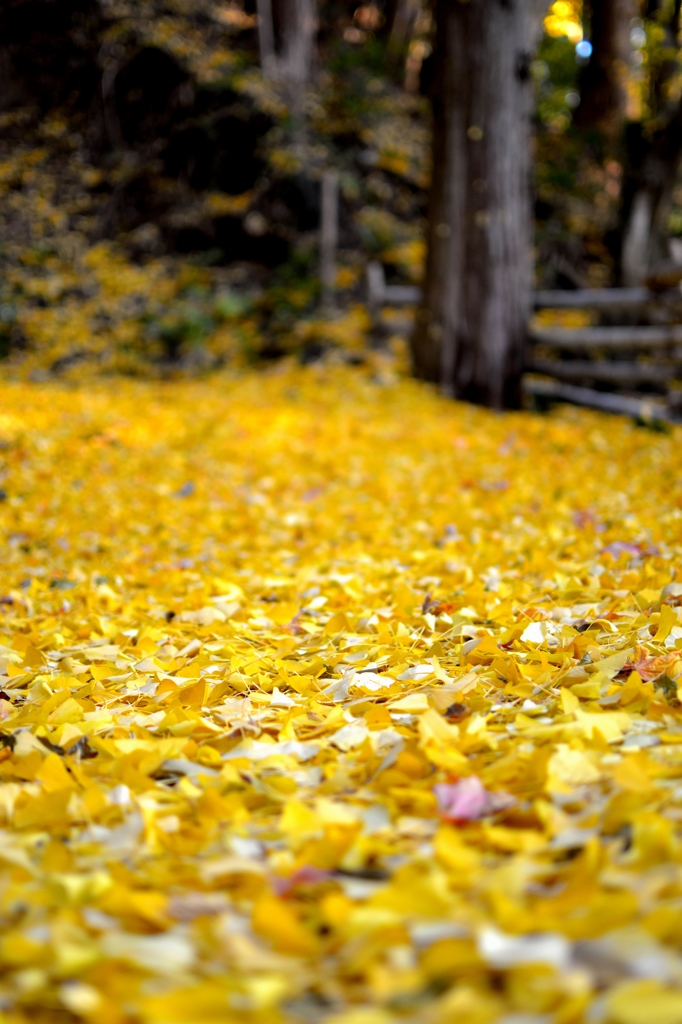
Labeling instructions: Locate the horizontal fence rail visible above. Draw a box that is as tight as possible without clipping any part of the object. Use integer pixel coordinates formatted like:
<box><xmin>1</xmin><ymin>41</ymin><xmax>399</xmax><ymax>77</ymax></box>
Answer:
<box><xmin>366</xmin><ymin>261</ymin><xmax>682</xmax><ymax>421</ymax></box>
<box><xmin>523</xmin><ymin>379</ymin><xmax>672</xmax><ymax>421</ymax></box>
<box><xmin>529</xmin><ymin>358</ymin><xmax>676</xmax><ymax>386</ymax></box>
<box><xmin>534</xmin><ymin>288</ymin><xmax>655</xmax><ymax>309</ymax></box>
<box><xmin>530</xmin><ymin>325</ymin><xmax>682</xmax><ymax>349</ymax></box>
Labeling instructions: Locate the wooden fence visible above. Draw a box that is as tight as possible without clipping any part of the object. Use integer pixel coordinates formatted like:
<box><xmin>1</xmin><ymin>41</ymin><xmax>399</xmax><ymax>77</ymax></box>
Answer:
<box><xmin>366</xmin><ymin>261</ymin><xmax>682</xmax><ymax>421</ymax></box>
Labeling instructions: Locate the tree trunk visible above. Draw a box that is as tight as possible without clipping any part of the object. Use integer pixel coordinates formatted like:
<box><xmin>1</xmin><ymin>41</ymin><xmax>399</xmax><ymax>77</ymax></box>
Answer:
<box><xmin>272</xmin><ymin>0</ymin><xmax>317</xmax><ymax>87</ymax></box>
<box><xmin>382</xmin><ymin>0</ymin><xmax>402</xmax><ymax>37</ymax></box>
<box><xmin>619</xmin><ymin>113</ymin><xmax>682</xmax><ymax>284</ymax></box>
<box><xmin>411</xmin><ymin>0</ymin><xmax>544</xmax><ymax>409</ymax></box>
<box><xmin>573</xmin><ymin>0</ymin><xmax>636</xmax><ymax>138</ymax></box>
<box><xmin>256</xmin><ymin>0</ymin><xmax>277</xmax><ymax>78</ymax></box>
<box><xmin>385</xmin><ymin>0</ymin><xmax>417</xmax><ymax>63</ymax></box>
<box><xmin>320</xmin><ymin>170</ymin><xmax>339</xmax><ymax>309</ymax></box>
<box><xmin>616</xmin><ymin>0</ymin><xmax>682</xmax><ymax>283</ymax></box>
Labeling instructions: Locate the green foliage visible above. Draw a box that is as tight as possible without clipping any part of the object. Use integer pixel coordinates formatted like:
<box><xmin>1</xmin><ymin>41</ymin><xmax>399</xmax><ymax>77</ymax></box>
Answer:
<box><xmin>260</xmin><ymin>248</ymin><xmax>321</xmax><ymax>344</ymax></box>
<box><xmin>326</xmin><ymin>35</ymin><xmax>392</xmax><ymax>81</ymax></box>
<box><xmin>355</xmin><ymin>207</ymin><xmax>410</xmax><ymax>253</ymax></box>
<box><xmin>155</xmin><ymin>306</ymin><xmax>214</xmax><ymax>355</ymax></box>
<box><xmin>534</xmin><ymin>35</ymin><xmax>580</xmax><ymax>134</ymax></box>
<box><xmin>213</xmin><ymin>291</ymin><xmax>253</xmax><ymax>320</ymax></box>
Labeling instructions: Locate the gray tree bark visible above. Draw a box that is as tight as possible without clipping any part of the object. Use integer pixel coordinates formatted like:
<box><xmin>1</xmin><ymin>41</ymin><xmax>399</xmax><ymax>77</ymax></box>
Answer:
<box><xmin>272</xmin><ymin>0</ymin><xmax>317</xmax><ymax>88</ymax></box>
<box><xmin>410</xmin><ymin>0</ymin><xmax>545</xmax><ymax>408</ymax></box>
<box><xmin>618</xmin><ymin>0</ymin><xmax>682</xmax><ymax>284</ymax></box>
<box><xmin>320</xmin><ymin>170</ymin><xmax>339</xmax><ymax>309</ymax></box>
<box><xmin>620</xmin><ymin>115</ymin><xmax>682</xmax><ymax>284</ymax></box>
<box><xmin>256</xmin><ymin>0</ymin><xmax>277</xmax><ymax>79</ymax></box>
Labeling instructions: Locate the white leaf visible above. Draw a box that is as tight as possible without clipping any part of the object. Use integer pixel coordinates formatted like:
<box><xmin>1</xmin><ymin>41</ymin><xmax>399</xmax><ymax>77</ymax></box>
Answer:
<box><xmin>478</xmin><ymin>926</ymin><xmax>570</xmax><ymax>970</ymax></box>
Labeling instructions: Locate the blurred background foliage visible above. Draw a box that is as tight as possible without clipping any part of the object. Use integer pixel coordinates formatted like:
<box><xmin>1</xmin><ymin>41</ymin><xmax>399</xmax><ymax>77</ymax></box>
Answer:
<box><xmin>0</xmin><ymin>0</ymin><xmax>680</xmax><ymax>376</ymax></box>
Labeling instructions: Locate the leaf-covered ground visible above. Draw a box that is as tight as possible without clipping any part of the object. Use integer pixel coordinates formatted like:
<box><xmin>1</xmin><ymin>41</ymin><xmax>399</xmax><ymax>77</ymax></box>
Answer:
<box><xmin>1</xmin><ymin>366</ymin><xmax>682</xmax><ymax>1024</ymax></box>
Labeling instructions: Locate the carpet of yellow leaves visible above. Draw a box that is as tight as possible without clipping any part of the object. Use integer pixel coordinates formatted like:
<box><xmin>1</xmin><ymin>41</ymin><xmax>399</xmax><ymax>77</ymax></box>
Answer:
<box><xmin>1</xmin><ymin>365</ymin><xmax>682</xmax><ymax>1024</ymax></box>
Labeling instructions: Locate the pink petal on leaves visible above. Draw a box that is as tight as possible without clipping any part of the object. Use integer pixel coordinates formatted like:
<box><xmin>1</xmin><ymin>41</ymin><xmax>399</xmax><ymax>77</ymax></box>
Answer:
<box><xmin>601</xmin><ymin>541</ymin><xmax>642</xmax><ymax>559</ymax></box>
<box><xmin>434</xmin><ymin>776</ymin><xmax>515</xmax><ymax>821</ymax></box>
<box><xmin>272</xmin><ymin>865</ymin><xmax>331</xmax><ymax>896</ymax></box>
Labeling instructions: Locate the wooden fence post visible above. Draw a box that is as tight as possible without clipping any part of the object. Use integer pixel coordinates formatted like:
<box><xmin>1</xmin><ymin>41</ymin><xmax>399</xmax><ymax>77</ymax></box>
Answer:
<box><xmin>320</xmin><ymin>171</ymin><xmax>339</xmax><ymax>311</ymax></box>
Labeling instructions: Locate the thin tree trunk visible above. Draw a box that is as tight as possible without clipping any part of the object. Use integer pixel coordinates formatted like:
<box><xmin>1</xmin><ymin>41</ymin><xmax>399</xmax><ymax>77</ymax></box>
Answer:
<box><xmin>272</xmin><ymin>0</ymin><xmax>317</xmax><ymax>88</ymax></box>
<box><xmin>617</xmin><ymin>0</ymin><xmax>682</xmax><ymax>283</ymax></box>
<box><xmin>256</xmin><ymin>0</ymin><xmax>277</xmax><ymax>79</ymax></box>
<box><xmin>386</xmin><ymin>0</ymin><xmax>417</xmax><ymax>65</ymax></box>
<box><xmin>411</xmin><ymin>0</ymin><xmax>544</xmax><ymax>409</ymax></box>
<box><xmin>574</xmin><ymin>0</ymin><xmax>636</xmax><ymax>138</ymax></box>
<box><xmin>382</xmin><ymin>0</ymin><xmax>401</xmax><ymax>37</ymax></box>
<box><xmin>320</xmin><ymin>170</ymin><xmax>339</xmax><ymax>310</ymax></box>
<box><xmin>620</xmin><ymin>112</ymin><xmax>682</xmax><ymax>284</ymax></box>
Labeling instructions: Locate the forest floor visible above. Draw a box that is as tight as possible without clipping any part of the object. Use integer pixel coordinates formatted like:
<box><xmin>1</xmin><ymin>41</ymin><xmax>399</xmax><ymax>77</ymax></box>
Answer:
<box><xmin>0</xmin><ymin>365</ymin><xmax>681</xmax><ymax>1024</ymax></box>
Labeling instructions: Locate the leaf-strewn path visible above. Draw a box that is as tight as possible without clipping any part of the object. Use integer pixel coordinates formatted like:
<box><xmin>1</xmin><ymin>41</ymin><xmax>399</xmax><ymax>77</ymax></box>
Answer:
<box><xmin>0</xmin><ymin>367</ymin><xmax>681</xmax><ymax>1024</ymax></box>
